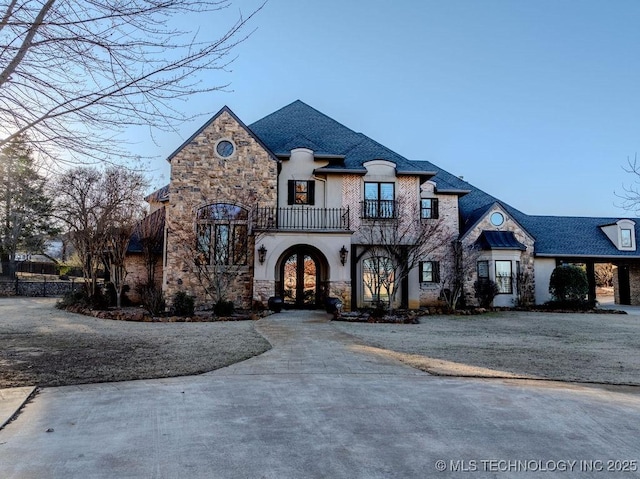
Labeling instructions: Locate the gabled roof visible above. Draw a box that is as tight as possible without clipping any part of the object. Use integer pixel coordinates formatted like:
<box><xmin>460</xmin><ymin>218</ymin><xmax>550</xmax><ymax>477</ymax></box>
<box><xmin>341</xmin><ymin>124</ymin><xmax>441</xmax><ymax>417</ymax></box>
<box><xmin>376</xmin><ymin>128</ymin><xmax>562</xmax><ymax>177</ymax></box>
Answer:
<box><xmin>166</xmin><ymin>105</ymin><xmax>279</xmax><ymax>163</ymax></box>
<box><xmin>477</xmin><ymin>231</ymin><xmax>526</xmax><ymax>250</ymax></box>
<box><xmin>249</xmin><ymin>100</ymin><xmax>431</xmax><ymax>174</ymax></box>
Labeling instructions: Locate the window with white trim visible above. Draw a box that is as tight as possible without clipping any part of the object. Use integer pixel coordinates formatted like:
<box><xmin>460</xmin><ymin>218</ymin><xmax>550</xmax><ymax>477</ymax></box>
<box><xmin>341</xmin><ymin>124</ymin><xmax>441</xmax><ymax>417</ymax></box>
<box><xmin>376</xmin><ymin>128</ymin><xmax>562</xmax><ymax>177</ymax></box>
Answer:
<box><xmin>495</xmin><ymin>260</ymin><xmax>513</xmax><ymax>294</ymax></box>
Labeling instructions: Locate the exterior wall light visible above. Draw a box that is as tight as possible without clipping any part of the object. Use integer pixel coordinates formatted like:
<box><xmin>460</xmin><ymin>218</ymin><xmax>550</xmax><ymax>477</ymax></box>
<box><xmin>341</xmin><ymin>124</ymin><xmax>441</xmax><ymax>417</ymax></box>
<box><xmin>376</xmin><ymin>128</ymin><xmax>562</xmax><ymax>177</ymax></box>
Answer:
<box><xmin>258</xmin><ymin>244</ymin><xmax>267</xmax><ymax>264</ymax></box>
<box><xmin>339</xmin><ymin>245</ymin><xmax>349</xmax><ymax>266</ymax></box>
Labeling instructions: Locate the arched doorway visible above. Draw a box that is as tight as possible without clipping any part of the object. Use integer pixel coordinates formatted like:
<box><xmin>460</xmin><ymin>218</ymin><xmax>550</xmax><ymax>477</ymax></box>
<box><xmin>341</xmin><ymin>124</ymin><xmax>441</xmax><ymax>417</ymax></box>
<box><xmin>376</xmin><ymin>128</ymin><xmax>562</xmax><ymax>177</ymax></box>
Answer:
<box><xmin>277</xmin><ymin>245</ymin><xmax>329</xmax><ymax>309</ymax></box>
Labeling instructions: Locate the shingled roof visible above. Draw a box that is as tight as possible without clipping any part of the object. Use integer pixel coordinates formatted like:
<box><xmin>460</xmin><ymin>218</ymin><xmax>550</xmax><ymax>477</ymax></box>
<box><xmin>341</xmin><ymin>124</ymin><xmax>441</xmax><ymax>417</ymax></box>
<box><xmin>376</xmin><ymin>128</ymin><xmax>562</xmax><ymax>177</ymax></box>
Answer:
<box><xmin>249</xmin><ymin>100</ymin><xmax>435</xmax><ymax>175</ymax></box>
<box><xmin>154</xmin><ymin>100</ymin><xmax>640</xmax><ymax>259</ymax></box>
<box><xmin>249</xmin><ymin>100</ymin><xmax>640</xmax><ymax>258</ymax></box>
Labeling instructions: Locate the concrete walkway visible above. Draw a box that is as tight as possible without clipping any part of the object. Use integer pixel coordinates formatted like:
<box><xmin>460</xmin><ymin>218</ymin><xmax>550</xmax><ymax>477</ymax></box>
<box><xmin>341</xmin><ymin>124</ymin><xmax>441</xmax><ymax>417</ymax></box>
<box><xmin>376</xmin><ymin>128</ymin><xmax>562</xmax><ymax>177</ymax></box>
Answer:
<box><xmin>1</xmin><ymin>311</ymin><xmax>639</xmax><ymax>478</ymax></box>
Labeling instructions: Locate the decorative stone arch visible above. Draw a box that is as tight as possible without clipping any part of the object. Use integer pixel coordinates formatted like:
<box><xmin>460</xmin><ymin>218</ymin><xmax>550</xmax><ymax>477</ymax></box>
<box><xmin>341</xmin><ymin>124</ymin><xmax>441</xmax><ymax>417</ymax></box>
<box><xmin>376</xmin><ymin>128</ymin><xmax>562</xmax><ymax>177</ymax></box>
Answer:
<box><xmin>275</xmin><ymin>244</ymin><xmax>330</xmax><ymax>309</ymax></box>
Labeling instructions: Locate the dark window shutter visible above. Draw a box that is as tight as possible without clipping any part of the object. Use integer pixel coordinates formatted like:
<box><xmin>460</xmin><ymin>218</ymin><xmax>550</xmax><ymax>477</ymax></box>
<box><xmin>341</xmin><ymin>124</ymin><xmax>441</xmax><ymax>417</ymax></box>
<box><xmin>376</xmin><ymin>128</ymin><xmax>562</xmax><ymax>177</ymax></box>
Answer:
<box><xmin>287</xmin><ymin>180</ymin><xmax>295</xmax><ymax>205</ymax></box>
<box><xmin>434</xmin><ymin>261</ymin><xmax>440</xmax><ymax>283</ymax></box>
<box><xmin>433</xmin><ymin>199</ymin><xmax>439</xmax><ymax>219</ymax></box>
<box><xmin>419</xmin><ymin>261</ymin><xmax>424</xmax><ymax>282</ymax></box>
<box><xmin>308</xmin><ymin>181</ymin><xmax>315</xmax><ymax>205</ymax></box>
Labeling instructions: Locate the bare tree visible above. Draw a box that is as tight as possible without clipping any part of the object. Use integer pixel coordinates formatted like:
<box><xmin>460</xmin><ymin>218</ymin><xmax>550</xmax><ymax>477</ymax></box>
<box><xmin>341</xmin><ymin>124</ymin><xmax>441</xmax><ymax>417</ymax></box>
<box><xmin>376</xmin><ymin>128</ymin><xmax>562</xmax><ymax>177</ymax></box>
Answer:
<box><xmin>438</xmin><ymin>241</ymin><xmax>482</xmax><ymax>310</ymax></box>
<box><xmin>53</xmin><ymin>166</ymin><xmax>147</xmax><ymax>302</ymax></box>
<box><xmin>616</xmin><ymin>154</ymin><xmax>640</xmax><ymax>213</ymax></box>
<box><xmin>104</xmin><ymin>223</ymin><xmax>139</xmax><ymax>308</ymax></box>
<box><xmin>136</xmin><ymin>207</ymin><xmax>165</xmax><ymax>287</ymax></box>
<box><xmin>594</xmin><ymin>263</ymin><xmax>614</xmax><ymax>288</ymax></box>
<box><xmin>0</xmin><ymin>0</ymin><xmax>263</xmax><ymax>163</ymax></box>
<box><xmin>357</xmin><ymin>196</ymin><xmax>453</xmax><ymax>312</ymax></box>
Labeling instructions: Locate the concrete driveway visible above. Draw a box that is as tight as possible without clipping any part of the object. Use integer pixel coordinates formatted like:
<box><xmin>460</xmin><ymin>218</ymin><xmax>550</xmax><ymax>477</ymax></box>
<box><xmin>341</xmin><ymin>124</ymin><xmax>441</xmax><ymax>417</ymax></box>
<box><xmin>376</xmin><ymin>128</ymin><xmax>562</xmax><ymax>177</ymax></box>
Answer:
<box><xmin>1</xmin><ymin>311</ymin><xmax>639</xmax><ymax>478</ymax></box>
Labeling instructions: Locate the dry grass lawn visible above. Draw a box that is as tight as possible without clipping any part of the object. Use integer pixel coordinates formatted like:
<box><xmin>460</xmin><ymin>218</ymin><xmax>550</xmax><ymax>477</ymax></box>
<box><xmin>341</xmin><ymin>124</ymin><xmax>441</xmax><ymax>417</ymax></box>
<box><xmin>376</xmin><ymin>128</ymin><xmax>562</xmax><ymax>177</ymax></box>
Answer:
<box><xmin>0</xmin><ymin>297</ymin><xmax>271</xmax><ymax>388</ymax></box>
<box><xmin>334</xmin><ymin>310</ymin><xmax>640</xmax><ymax>385</ymax></box>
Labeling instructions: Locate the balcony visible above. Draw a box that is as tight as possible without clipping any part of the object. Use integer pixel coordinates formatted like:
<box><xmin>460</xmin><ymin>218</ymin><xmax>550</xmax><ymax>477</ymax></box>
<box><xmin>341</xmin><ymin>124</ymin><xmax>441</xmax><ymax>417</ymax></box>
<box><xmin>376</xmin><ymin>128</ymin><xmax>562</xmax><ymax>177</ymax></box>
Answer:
<box><xmin>360</xmin><ymin>200</ymin><xmax>397</xmax><ymax>220</ymax></box>
<box><xmin>253</xmin><ymin>206</ymin><xmax>350</xmax><ymax>231</ymax></box>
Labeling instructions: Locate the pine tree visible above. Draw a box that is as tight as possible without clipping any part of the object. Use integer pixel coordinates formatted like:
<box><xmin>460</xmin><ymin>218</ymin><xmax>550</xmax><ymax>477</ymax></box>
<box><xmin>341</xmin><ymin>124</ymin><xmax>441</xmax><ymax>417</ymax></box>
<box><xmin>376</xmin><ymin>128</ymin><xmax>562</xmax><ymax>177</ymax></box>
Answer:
<box><xmin>0</xmin><ymin>136</ymin><xmax>56</xmax><ymax>277</ymax></box>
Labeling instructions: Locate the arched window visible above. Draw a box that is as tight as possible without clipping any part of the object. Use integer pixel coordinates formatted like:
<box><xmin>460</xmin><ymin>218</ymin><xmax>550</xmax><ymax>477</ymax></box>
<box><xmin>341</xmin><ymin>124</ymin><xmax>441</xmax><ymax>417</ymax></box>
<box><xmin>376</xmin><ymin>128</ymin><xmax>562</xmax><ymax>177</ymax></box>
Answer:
<box><xmin>196</xmin><ymin>203</ymin><xmax>248</xmax><ymax>265</ymax></box>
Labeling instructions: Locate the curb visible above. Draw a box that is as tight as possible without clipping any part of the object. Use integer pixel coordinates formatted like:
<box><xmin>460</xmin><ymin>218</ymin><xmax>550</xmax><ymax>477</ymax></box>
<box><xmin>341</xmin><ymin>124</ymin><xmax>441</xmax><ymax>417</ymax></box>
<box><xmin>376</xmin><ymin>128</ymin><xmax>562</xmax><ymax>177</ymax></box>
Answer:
<box><xmin>0</xmin><ymin>386</ymin><xmax>37</xmax><ymax>430</ymax></box>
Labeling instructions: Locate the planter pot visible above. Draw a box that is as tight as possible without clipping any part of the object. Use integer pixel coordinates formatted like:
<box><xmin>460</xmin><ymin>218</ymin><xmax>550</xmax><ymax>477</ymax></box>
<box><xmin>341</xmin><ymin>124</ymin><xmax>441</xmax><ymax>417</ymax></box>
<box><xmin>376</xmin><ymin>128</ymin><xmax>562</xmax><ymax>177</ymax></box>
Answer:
<box><xmin>267</xmin><ymin>296</ymin><xmax>283</xmax><ymax>313</ymax></box>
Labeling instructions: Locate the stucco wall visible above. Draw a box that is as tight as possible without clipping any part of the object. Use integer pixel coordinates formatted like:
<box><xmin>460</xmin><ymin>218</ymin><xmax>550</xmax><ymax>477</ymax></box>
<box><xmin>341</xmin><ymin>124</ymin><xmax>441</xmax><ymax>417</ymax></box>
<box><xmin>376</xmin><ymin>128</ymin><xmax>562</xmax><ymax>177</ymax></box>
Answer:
<box><xmin>534</xmin><ymin>258</ymin><xmax>556</xmax><ymax>304</ymax></box>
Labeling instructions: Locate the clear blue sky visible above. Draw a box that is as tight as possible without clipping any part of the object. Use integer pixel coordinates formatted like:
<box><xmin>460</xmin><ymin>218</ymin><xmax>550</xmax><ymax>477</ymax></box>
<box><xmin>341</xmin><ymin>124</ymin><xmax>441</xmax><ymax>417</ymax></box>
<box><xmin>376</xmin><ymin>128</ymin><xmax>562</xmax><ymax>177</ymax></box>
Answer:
<box><xmin>138</xmin><ymin>0</ymin><xmax>640</xmax><ymax>218</ymax></box>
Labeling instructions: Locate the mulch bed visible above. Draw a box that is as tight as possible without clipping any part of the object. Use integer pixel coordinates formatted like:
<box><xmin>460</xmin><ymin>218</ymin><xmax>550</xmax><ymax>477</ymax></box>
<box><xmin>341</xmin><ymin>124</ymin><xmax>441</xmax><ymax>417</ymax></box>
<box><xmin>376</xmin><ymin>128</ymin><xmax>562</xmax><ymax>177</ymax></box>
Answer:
<box><xmin>60</xmin><ymin>304</ymin><xmax>272</xmax><ymax>322</ymax></box>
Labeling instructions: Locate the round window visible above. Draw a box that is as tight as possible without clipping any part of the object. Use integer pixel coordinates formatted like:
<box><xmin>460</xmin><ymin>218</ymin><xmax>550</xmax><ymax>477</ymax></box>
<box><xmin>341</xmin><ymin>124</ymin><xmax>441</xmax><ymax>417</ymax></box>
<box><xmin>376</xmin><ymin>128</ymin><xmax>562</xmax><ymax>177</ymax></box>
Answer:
<box><xmin>216</xmin><ymin>140</ymin><xmax>235</xmax><ymax>158</ymax></box>
<box><xmin>490</xmin><ymin>212</ymin><xmax>505</xmax><ymax>226</ymax></box>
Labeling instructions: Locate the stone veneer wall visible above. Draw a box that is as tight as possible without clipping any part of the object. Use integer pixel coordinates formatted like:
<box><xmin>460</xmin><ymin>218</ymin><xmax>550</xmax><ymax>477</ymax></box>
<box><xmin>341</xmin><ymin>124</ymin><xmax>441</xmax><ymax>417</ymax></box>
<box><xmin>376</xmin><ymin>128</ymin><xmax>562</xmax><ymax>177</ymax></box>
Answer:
<box><xmin>164</xmin><ymin>110</ymin><xmax>278</xmax><ymax>309</ymax></box>
<box><xmin>328</xmin><ymin>281</ymin><xmax>351</xmax><ymax>311</ymax></box>
<box><xmin>253</xmin><ymin>279</ymin><xmax>275</xmax><ymax>305</ymax></box>
<box><xmin>614</xmin><ymin>263</ymin><xmax>640</xmax><ymax>305</ymax></box>
<box><xmin>461</xmin><ymin>213</ymin><xmax>536</xmax><ymax>307</ymax></box>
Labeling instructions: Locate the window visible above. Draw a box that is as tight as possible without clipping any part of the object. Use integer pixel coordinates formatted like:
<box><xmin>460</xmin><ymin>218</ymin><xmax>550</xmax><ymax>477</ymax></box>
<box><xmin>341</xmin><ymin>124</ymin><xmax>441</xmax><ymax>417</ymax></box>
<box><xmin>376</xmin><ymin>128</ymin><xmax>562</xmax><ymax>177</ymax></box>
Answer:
<box><xmin>363</xmin><ymin>182</ymin><xmax>395</xmax><ymax>218</ymax></box>
<box><xmin>362</xmin><ymin>256</ymin><xmax>394</xmax><ymax>303</ymax></box>
<box><xmin>490</xmin><ymin>212</ymin><xmax>504</xmax><ymax>226</ymax></box>
<box><xmin>477</xmin><ymin>261</ymin><xmax>489</xmax><ymax>281</ymax></box>
<box><xmin>420</xmin><ymin>261</ymin><xmax>440</xmax><ymax>283</ymax></box>
<box><xmin>215</xmin><ymin>140</ymin><xmax>235</xmax><ymax>158</ymax></box>
<box><xmin>196</xmin><ymin>203</ymin><xmax>248</xmax><ymax>265</ymax></box>
<box><xmin>495</xmin><ymin>260</ymin><xmax>513</xmax><ymax>294</ymax></box>
<box><xmin>621</xmin><ymin>229</ymin><xmax>632</xmax><ymax>248</ymax></box>
<box><xmin>420</xmin><ymin>199</ymin><xmax>439</xmax><ymax>219</ymax></box>
<box><xmin>287</xmin><ymin>180</ymin><xmax>315</xmax><ymax>205</ymax></box>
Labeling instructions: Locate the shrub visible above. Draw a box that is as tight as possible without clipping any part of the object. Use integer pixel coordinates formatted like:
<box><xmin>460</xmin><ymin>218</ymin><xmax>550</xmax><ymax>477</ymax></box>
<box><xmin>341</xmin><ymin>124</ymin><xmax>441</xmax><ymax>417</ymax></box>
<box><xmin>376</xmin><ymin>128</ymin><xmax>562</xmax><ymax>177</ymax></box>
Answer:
<box><xmin>549</xmin><ymin>265</ymin><xmax>588</xmax><ymax>302</ymax></box>
<box><xmin>137</xmin><ymin>283</ymin><xmax>166</xmax><ymax>316</ymax></box>
<box><xmin>214</xmin><ymin>300</ymin><xmax>235</xmax><ymax>316</ymax></box>
<box><xmin>474</xmin><ymin>280</ymin><xmax>499</xmax><ymax>308</ymax></box>
<box><xmin>370</xmin><ymin>302</ymin><xmax>387</xmax><ymax>319</ymax></box>
<box><xmin>172</xmin><ymin>291</ymin><xmax>194</xmax><ymax>316</ymax></box>
<box><xmin>56</xmin><ymin>287</ymin><xmax>109</xmax><ymax>310</ymax></box>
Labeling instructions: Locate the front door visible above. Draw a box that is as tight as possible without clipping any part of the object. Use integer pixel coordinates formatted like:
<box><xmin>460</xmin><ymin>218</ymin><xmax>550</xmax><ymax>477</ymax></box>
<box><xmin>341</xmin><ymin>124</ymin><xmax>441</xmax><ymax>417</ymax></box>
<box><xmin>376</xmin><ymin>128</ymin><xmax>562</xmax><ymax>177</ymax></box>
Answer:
<box><xmin>281</xmin><ymin>250</ymin><xmax>319</xmax><ymax>308</ymax></box>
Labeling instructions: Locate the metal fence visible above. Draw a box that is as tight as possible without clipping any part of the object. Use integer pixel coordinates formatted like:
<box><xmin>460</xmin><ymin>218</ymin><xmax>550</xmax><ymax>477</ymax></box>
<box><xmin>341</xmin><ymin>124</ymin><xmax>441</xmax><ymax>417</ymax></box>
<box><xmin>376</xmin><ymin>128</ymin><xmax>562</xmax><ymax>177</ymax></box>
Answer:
<box><xmin>0</xmin><ymin>278</ymin><xmax>80</xmax><ymax>297</ymax></box>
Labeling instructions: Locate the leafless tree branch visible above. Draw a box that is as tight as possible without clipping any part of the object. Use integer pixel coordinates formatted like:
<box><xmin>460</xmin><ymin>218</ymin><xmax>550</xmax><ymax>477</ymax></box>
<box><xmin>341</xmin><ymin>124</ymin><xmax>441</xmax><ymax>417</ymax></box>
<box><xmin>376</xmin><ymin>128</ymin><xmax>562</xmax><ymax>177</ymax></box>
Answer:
<box><xmin>0</xmin><ymin>0</ymin><xmax>264</xmax><ymax>163</ymax></box>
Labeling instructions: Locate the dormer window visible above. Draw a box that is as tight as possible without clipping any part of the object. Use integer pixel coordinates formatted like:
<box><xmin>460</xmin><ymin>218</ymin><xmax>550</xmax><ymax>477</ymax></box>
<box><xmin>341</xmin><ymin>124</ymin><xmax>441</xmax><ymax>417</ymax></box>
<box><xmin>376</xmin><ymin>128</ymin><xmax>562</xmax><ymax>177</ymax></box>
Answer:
<box><xmin>600</xmin><ymin>219</ymin><xmax>636</xmax><ymax>251</ymax></box>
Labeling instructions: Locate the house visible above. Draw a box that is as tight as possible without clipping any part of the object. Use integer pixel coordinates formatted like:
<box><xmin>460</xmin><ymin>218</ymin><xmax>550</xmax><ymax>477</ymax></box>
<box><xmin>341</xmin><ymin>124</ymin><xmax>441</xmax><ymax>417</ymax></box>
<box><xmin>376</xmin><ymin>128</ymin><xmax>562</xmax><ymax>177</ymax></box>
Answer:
<box><xmin>135</xmin><ymin>100</ymin><xmax>640</xmax><ymax>310</ymax></box>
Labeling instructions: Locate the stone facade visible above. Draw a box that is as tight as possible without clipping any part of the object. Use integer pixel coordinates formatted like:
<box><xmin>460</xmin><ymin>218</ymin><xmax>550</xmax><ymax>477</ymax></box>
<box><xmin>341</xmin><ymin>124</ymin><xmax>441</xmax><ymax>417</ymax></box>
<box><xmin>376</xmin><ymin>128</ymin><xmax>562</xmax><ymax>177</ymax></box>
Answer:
<box><xmin>613</xmin><ymin>263</ymin><xmax>640</xmax><ymax>305</ymax></box>
<box><xmin>461</xmin><ymin>208</ymin><xmax>536</xmax><ymax>307</ymax></box>
<box><xmin>328</xmin><ymin>280</ymin><xmax>351</xmax><ymax>311</ymax></box>
<box><xmin>163</xmin><ymin>109</ymin><xmax>278</xmax><ymax>309</ymax></box>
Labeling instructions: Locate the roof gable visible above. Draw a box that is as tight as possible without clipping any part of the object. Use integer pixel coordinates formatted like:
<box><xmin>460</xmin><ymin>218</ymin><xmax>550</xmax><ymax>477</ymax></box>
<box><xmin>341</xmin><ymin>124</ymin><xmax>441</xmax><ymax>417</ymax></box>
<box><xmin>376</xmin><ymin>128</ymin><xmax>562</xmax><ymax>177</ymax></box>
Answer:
<box><xmin>166</xmin><ymin>106</ymin><xmax>278</xmax><ymax>163</ymax></box>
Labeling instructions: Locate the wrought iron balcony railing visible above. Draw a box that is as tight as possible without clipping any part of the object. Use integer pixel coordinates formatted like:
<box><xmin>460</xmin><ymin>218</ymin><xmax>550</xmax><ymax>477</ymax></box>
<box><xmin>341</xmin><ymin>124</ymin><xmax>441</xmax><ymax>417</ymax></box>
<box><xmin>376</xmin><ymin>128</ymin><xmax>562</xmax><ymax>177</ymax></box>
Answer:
<box><xmin>253</xmin><ymin>206</ymin><xmax>350</xmax><ymax>231</ymax></box>
<box><xmin>360</xmin><ymin>200</ymin><xmax>397</xmax><ymax>219</ymax></box>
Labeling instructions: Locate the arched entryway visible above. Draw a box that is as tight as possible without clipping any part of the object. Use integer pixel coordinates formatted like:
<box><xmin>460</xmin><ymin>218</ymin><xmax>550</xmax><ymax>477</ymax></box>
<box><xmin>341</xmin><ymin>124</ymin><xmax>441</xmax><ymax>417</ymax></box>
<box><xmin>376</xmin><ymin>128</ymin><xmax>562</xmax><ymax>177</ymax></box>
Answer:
<box><xmin>276</xmin><ymin>245</ymin><xmax>329</xmax><ymax>309</ymax></box>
